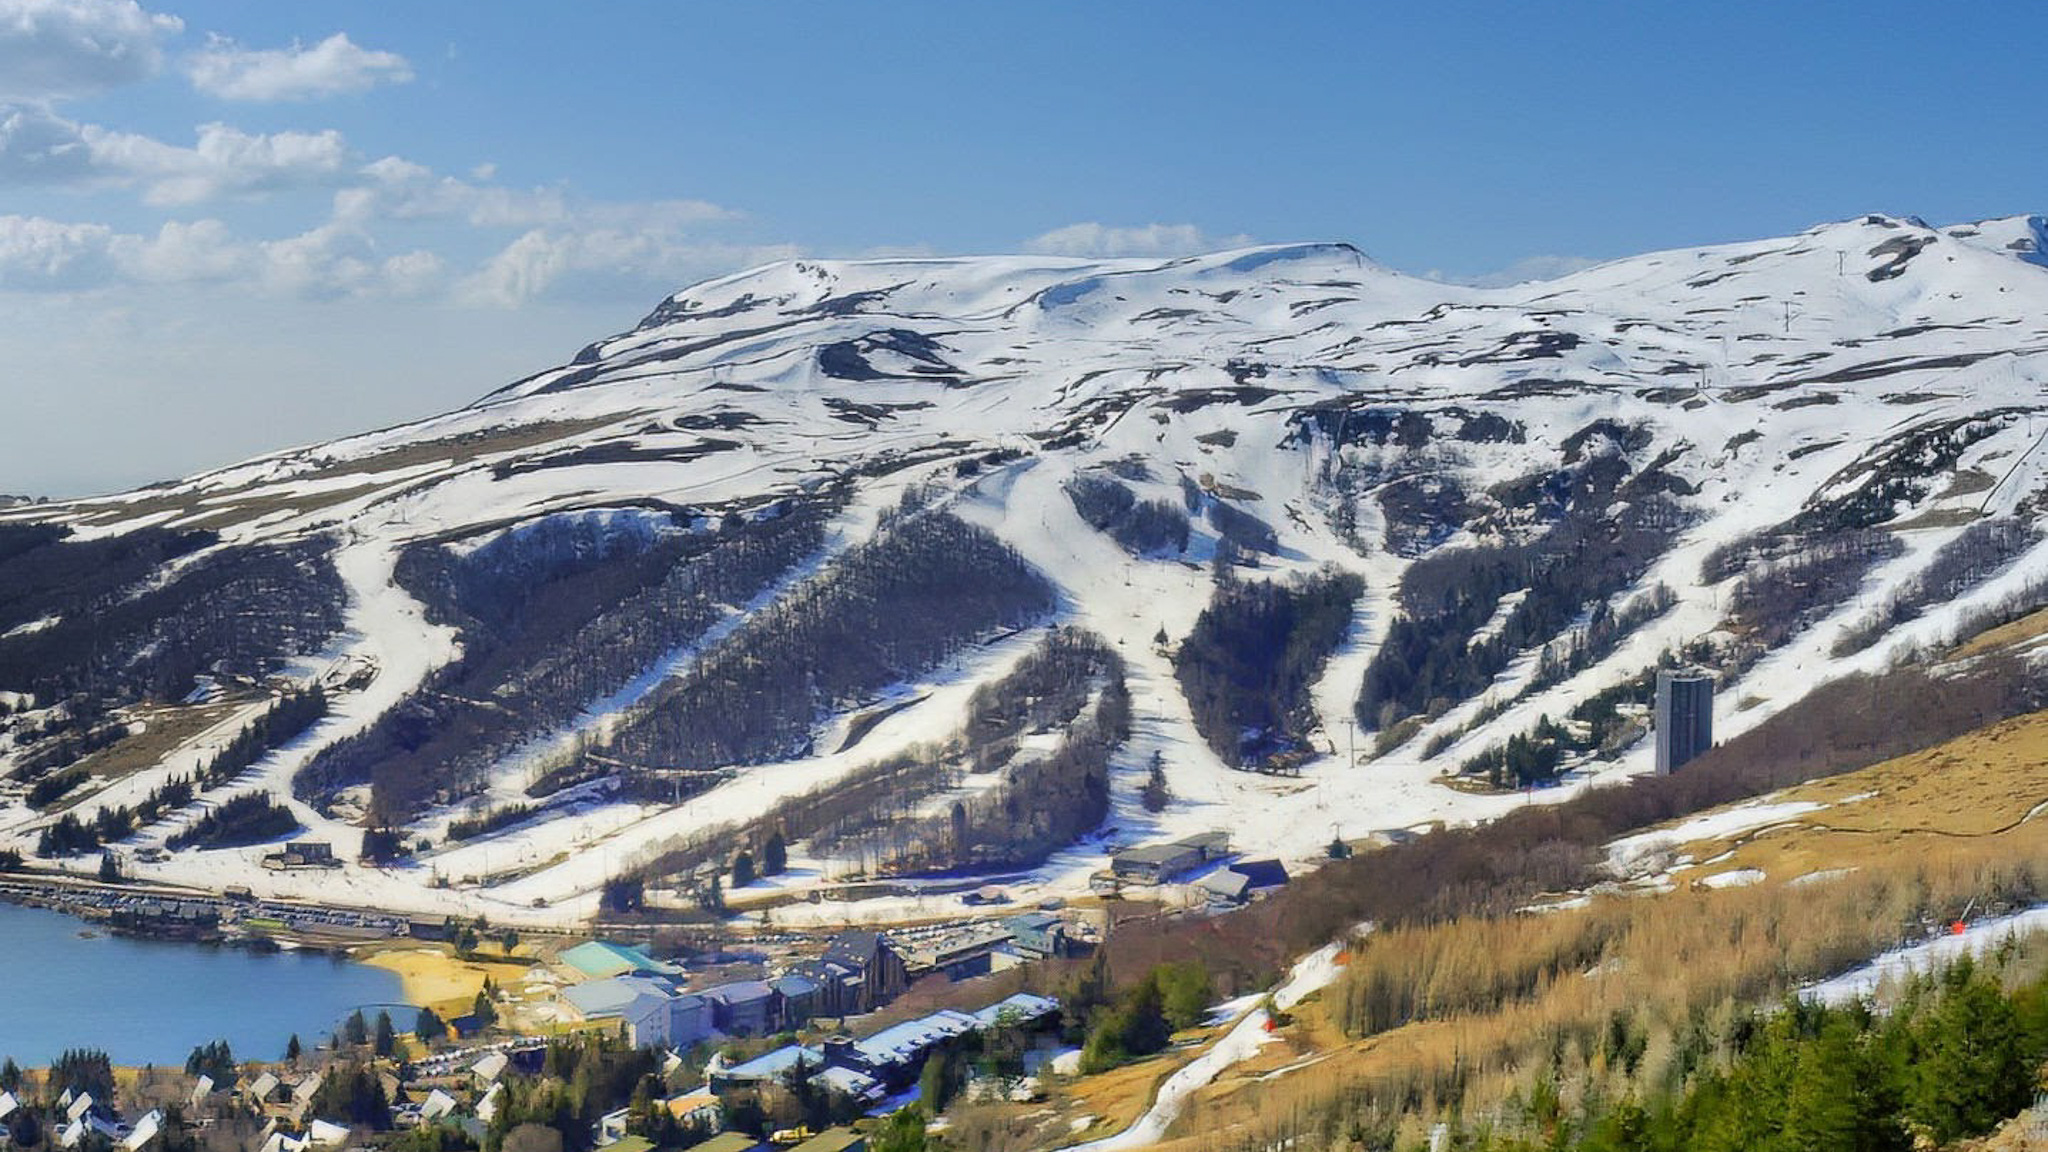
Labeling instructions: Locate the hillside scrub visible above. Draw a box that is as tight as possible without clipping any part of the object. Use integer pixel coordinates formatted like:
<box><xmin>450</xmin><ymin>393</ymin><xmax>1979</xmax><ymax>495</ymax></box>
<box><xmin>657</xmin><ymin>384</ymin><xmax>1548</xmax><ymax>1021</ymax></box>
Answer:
<box><xmin>0</xmin><ymin>536</ymin><xmax>344</xmax><ymax>739</ymax></box>
<box><xmin>606</xmin><ymin>506</ymin><xmax>1053</xmax><ymax>771</ymax></box>
<box><xmin>635</xmin><ymin>629</ymin><xmax>1122</xmax><ymax>884</ymax></box>
<box><xmin>869</xmin><ymin>658</ymin><xmax>1129</xmax><ymax>873</ymax></box>
<box><xmin>1106</xmin><ymin>650</ymin><xmax>2046</xmax><ymax>983</ymax></box>
<box><xmin>300</xmin><ymin>500</ymin><xmax>831</xmax><ymax>822</ymax></box>
<box><xmin>1833</xmin><ymin>515</ymin><xmax>2043</xmax><ymax>655</ymax></box>
<box><xmin>1176</xmin><ymin>569</ymin><xmax>1363</xmax><ymax>767</ymax></box>
<box><xmin>1724</xmin><ymin>527</ymin><xmax>1906</xmax><ymax>653</ymax></box>
<box><xmin>1065</xmin><ymin>473</ymin><xmax>1191</xmax><ymax>556</ymax></box>
<box><xmin>1179</xmin><ymin>914</ymin><xmax>2047</xmax><ymax>1152</ymax></box>
<box><xmin>1358</xmin><ymin>451</ymin><xmax>1686</xmax><ymax>731</ymax></box>
<box><xmin>167</xmin><ymin>792</ymin><xmax>300</xmax><ymax>850</ymax></box>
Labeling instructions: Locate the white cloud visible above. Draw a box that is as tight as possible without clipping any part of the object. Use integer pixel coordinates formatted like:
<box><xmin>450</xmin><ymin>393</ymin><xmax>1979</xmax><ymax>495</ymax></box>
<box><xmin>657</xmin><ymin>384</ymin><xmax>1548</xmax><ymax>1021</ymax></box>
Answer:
<box><xmin>89</xmin><ymin>120</ymin><xmax>354</xmax><ymax>203</ymax></box>
<box><xmin>187</xmin><ymin>32</ymin><xmax>413</xmax><ymax>102</ymax></box>
<box><xmin>0</xmin><ymin>106</ymin><xmax>355</xmax><ymax>202</ymax></box>
<box><xmin>110</xmin><ymin>217</ymin><xmax>248</xmax><ymax>282</ymax></box>
<box><xmin>0</xmin><ymin>0</ymin><xmax>182</xmax><ymax>100</ymax></box>
<box><xmin>0</xmin><ymin>213</ymin><xmax>115</xmax><ymax>288</ymax></box>
<box><xmin>460</xmin><ymin>227</ymin><xmax>796</xmax><ymax>308</ymax></box>
<box><xmin>337</xmin><ymin>157</ymin><xmax>735</xmax><ymax>232</ymax></box>
<box><xmin>1023</xmin><ymin>221</ymin><xmax>1253</xmax><ymax>258</ymax></box>
<box><xmin>0</xmin><ymin>211</ymin><xmax>450</xmax><ymax>301</ymax></box>
<box><xmin>0</xmin><ymin>103</ymin><xmax>96</xmax><ymax>183</ymax></box>
<box><xmin>1429</xmin><ymin>254</ymin><xmax>1601</xmax><ymax>288</ymax></box>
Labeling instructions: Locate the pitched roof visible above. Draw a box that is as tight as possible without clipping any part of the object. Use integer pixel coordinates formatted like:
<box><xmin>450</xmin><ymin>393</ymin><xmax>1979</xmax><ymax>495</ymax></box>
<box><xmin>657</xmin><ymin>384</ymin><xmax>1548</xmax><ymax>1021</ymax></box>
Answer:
<box><xmin>770</xmin><ymin>973</ymin><xmax>820</xmax><ymax>998</ymax></box>
<box><xmin>558</xmin><ymin>940</ymin><xmax>678</xmax><ymax>979</ymax></box>
<box><xmin>788</xmin><ymin>1127</ymin><xmax>866</xmax><ymax>1152</ymax></box>
<box><xmin>969</xmin><ymin>992</ymin><xmax>1060</xmax><ymax>1028</ymax></box>
<box><xmin>663</xmin><ymin>1090</ymin><xmax>719</xmax><ymax>1120</ymax></box>
<box><xmin>1232</xmin><ymin>858</ymin><xmax>1290</xmax><ymax>888</ymax></box>
<box><xmin>822</xmin><ymin>929</ymin><xmax>892</xmax><ymax>968</ymax></box>
<box><xmin>701</xmin><ymin>979</ymin><xmax>775</xmax><ymax>1005</ymax></box>
<box><xmin>692</xmin><ymin>1135</ymin><xmax>763</xmax><ymax>1152</ymax></box>
<box><xmin>721</xmin><ymin>1045</ymin><xmax>821</xmax><ymax>1082</ymax></box>
<box><xmin>811</xmin><ymin>1066</ymin><xmax>880</xmax><ymax>1099</ymax></box>
<box><xmin>1199</xmin><ymin>870</ymin><xmax>1250</xmax><ymax>899</ymax></box>
<box><xmin>854</xmin><ymin>1010</ymin><xmax>978</xmax><ymax>1066</ymax></box>
<box><xmin>564</xmin><ymin>975</ymin><xmax>676</xmax><ymax>1020</ymax></box>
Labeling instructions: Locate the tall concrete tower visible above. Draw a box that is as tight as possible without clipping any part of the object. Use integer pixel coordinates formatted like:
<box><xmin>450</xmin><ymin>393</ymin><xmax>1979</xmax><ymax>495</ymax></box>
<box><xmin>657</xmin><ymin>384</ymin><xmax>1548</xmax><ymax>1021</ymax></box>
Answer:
<box><xmin>1655</xmin><ymin>669</ymin><xmax>1715</xmax><ymax>774</ymax></box>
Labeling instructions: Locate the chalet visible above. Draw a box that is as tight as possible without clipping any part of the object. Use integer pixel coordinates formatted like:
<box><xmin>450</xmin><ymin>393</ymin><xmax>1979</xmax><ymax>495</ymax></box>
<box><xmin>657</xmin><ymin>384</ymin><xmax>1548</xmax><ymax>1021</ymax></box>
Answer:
<box><xmin>262</xmin><ymin>841</ymin><xmax>339</xmax><ymax>871</ymax></box>
<box><xmin>406</xmin><ymin>914</ymin><xmax>454</xmax><ymax>941</ymax></box>
<box><xmin>770</xmin><ymin>973</ymin><xmax>821</xmax><ymax>1027</ymax></box>
<box><xmin>111</xmin><ymin>898</ymin><xmax>221</xmax><ymax>938</ymax></box>
<box><xmin>243</xmin><ymin>1074</ymin><xmax>281</xmax><ymax>1105</ymax></box>
<box><xmin>1198</xmin><ymin>858</ymin><xmax>1290</xmax><ymax>907</ymax></box>
<box><xmin>1002</xmin><ymin>912</ymin><xmax>1070</xmax><ymax>959</ymax></box>
<box><xmin>661</xmin><ymin>1090</ymin><xmax>721</xmax><ymax>1130</ymax></box>
<box><xmin>700</xmin><ymin>979</ymin><xmax>780</xmax><ymax>1036</ymax></box>
<box><xmin>969</xmin><ymin>992</ymin><xmax>1060</xmax><ymax>1030</ymax></box>
<box><xmin>901</xmin><ymin>922</ymin><xmax>1016</xmax><ymax>981</ymax></box>
<box><xmin>783</xmin><ymin>958</ymin><xmax>856</xmax><ymax>1017</ymax></box>
<box><xmin>788</xmin><ymin>1128</ymin><xmax>866</xmax><ymax>1152</ymax></box>
<box><xmin>709</xmin><ymin>1045</ymin><xmax>820</xmax><ymax>1092</ymax></box>
<box><xmin>811</xmin><ymin>1065</ymin><xmax>883</xmax><ymax>1106</ymax></box>
<box><xmin>848</xmin><ymin>1009</ymin><xmax>979</xmax><ymax>1088</ymax></box>
<box><xmin>814</xmin><ymin>929</ymin><xmax>910</xmax><ymax>1014</ymax></box>
<box><xmin>470</xmin><ymin>1051</ymin><xmax>509</xmax><ymax>1085</ymax></box>
<box><xmin>562</xmin><ymin>977</ymin><xmax>706</xmax><ymax>1047</ymax></box>
<box><xmin>557</xmin><ymin>940</ymin><xmax>681</xmax><ymax>981</ymax></box>
<box><xmin>123</xmin><ymin>1110</ymin><xmax>163</xmax><ymax>1151</ymax></box>
<box><xmin>1110</xmin><ymin>831</ymin><xmax>1230</xmax><ymax>884</ymax></box>
<box><xmin>692</xmin><ymin>1135</ymin><xmax>765</xmax><ymax>1152</ymax></box>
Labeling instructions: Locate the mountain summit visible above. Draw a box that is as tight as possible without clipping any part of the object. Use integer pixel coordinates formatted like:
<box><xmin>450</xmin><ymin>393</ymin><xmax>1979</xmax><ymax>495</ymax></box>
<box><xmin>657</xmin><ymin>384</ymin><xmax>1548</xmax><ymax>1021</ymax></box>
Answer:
<box><xmin>2</xmin><ymin>213</ymin><xmax>2045</xmax><ymax>922</ymax></box>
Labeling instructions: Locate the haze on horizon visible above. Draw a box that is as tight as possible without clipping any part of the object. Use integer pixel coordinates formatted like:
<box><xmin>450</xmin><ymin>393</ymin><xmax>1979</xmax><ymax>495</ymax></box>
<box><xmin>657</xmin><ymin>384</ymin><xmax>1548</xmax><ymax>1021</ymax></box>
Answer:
<box><xmin>1</xmin><ymin>0</ymin><xmax>2043</xmax><ymax>497</ymax></box>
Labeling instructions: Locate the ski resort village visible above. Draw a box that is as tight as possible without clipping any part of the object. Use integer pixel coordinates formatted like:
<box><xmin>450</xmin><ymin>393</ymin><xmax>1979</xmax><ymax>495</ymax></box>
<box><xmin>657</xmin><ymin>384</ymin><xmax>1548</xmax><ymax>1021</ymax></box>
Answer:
<box><xmin>2</xmin><ymin>213</ymin><xmax>2047</xmax><ymax>1152</ymax></box>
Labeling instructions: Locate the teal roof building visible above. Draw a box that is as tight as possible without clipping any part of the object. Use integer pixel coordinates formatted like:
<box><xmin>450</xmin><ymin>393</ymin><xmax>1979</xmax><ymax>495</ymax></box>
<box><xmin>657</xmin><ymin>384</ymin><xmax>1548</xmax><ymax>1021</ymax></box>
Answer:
<box><xmin>558</xmin><ymin>940</ymin><xmax>679</xmax><ymax>980</ymax></box>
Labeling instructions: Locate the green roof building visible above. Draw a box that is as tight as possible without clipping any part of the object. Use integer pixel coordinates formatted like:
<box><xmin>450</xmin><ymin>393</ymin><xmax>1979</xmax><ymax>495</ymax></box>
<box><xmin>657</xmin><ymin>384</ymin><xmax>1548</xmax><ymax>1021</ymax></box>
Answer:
<box><xmin>557</xmin><ymin>939</ymin><xmax>679</xmax><ymax>980</ymax></box>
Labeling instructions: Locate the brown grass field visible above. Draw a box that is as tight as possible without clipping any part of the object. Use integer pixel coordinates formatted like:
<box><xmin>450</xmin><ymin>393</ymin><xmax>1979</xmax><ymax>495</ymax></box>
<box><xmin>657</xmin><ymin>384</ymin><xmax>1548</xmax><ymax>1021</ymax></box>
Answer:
<box><xmin>1021</xmin><ymin>702</ymin><xmax>2048</xmax><ymax>1152</ymax></box>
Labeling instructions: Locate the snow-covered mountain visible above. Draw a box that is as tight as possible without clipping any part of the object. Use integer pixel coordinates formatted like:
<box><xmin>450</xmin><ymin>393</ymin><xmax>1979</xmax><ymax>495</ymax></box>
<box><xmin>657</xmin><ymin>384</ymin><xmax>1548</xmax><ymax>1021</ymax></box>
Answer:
<box><xmin>3</xmin><ymin>212</ymin><xmax>2046</xmax><ymax>923</ymax></box>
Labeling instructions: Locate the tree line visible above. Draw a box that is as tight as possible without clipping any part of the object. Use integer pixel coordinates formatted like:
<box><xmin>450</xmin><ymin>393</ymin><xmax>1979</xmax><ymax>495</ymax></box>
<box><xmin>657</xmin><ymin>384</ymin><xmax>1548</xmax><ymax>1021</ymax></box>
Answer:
<box><xmin>1358</xmin><ymin>444</ymin><xmax>1686</xmax><ymax>732</ymax></box>
<box><xmin>604</xmin><ymin>505</ymin><xmax>1054</xmax><ymax>771</ymax></box>
<box><xmin>1176</xmin><ymin>568</ymin><xmax>1362</xmax><ymax>767</ymax></box>
<box><xmin>299</xmin><ymin>498</ymin><xmax>832</xmax><ymax>824</ymax></box>
<box><xmin>1064</xmin><ymin>473</ymin><xmax>1191</xmax><ymax>556</ymax></box>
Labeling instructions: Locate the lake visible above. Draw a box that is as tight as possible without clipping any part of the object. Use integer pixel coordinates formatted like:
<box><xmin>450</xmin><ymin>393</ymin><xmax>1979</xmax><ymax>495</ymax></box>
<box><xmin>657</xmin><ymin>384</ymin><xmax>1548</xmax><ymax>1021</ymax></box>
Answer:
<box><xmin>0</xmin><ymin>901</ymin><xmax>410</xmax><ymax>1068</ymax></box>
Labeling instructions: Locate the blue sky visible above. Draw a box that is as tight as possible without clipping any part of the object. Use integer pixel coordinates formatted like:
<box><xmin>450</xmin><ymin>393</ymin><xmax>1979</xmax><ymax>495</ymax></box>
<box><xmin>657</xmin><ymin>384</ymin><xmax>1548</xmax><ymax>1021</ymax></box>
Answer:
<box><xmin>2</xmin><ymin>0</ymin><xmax>2044</xmax><ymax>495</ymax></box>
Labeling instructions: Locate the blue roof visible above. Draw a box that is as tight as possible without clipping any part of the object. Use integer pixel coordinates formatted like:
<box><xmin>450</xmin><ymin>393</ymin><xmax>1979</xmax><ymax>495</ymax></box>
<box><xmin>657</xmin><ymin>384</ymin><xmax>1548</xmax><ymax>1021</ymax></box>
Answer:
<box><xmin>854</xmin><ymin>1010</ymin><xmax>978</xmax><ymax>1065</ymax></box>
<box><xmin>969</xmin><ymin>993</ymin><xmax>1059</xmax><ymax>1028</ymax></box>
<box><xmin>771</xmin><ymin>973</ymin><xmax>820</xmax><ymax>997</ymax></box>
<box><xmin>559</xmin><ymin>940</ymin><xmax>678</xmax><ymax>979</ymax></box>
<box><xmin>702</xmin><ymin>979</ymin><xmax>776</xmax><ymax>1005</ymax></box>
<box><xmin>723</xmin><ymin>1045</ymin><xmax>821</xmax><ymax>1081</ymax></box>
<box><xmin>563</xmin><ymin>976</ymin><xmax>676</xmax><ymax>1018</ymax></box>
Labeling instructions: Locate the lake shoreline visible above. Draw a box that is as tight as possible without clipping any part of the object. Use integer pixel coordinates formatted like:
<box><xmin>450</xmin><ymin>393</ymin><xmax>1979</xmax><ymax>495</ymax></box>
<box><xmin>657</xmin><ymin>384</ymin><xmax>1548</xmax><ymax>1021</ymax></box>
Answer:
<box><xmin>0</xmin><ymin>900</ymin><xmax>410</xmax><ymax>1069</ymax></box>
